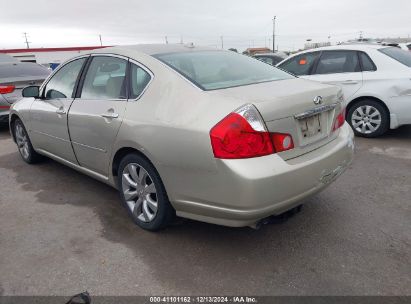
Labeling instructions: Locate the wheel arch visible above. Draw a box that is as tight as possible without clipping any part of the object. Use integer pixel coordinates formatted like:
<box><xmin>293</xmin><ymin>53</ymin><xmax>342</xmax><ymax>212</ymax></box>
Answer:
<box><xmin>9</xmin><ymin>113</ymin><xmax>21</xmax><ymax>143</ymax></box>
<box><xmin>111</xmin><ymin>147</ymin><xmax>155</xmax><ymax>181</ymax></box>
<box><xmin>347</xmin><ymin>96</ymin><xmax>390</xmax><ymax>123</ymax></box>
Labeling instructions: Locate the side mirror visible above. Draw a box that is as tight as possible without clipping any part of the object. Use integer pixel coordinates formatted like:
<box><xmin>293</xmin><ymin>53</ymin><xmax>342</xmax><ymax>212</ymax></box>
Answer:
<box><xmin>22</xmin><ymin>86</ymin><xmax>40</xmax><ymax>98</ymax></box>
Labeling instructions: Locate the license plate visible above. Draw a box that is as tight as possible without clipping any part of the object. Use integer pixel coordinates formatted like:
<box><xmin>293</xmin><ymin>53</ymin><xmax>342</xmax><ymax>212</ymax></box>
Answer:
<box><xmin>299</xmin><ymin>113</ymin><xmax>322</xmax><ymax>139</ymax></box>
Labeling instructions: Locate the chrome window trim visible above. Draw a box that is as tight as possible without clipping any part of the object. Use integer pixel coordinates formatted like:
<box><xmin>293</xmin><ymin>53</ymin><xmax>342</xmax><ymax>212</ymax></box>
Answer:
<box><xmin>128</xmin><ymin>58</ymin><xmax>155</xmax><ymax>101</ymax></box>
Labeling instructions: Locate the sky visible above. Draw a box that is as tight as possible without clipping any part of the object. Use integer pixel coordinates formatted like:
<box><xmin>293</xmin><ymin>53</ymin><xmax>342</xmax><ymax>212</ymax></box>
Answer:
<box><xmin>1</xmin><ymin>0</ymin><xmax>411</xmax><ymax>52</ymax></box>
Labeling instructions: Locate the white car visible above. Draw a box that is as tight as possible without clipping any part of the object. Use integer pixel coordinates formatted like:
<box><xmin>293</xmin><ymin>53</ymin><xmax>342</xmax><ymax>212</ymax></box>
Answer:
<box><xmin>398</xmin><ymin>43</ymin><xmax>411</xmax><ymax>51</ymax></box>
<box><xmin>277</xmin><ymin>45</ymin><xmax>411</xmax><ymax>137</ymax></box>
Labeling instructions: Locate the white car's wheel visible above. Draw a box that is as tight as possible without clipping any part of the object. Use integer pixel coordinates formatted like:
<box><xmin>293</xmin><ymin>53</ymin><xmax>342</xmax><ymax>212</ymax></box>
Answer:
<box><xmin>348</xmin><ymin>100</ymin><xmax>389</xmax><ymax>138</ymax></box>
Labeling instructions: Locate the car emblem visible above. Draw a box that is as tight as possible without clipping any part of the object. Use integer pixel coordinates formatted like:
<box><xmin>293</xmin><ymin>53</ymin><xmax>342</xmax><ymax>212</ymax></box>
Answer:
<box><xmin>313</xmin><ymin>96</ymin><xmax>323</xmax><ymax>105</ymax></box>
<box><xmin>28</xmin><ymin>81</ymin><xmax>35</xmax><ymax>85</ymax></box>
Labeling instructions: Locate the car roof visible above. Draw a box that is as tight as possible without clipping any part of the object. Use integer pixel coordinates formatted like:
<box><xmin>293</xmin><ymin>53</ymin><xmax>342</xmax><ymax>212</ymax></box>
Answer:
<box><xmin>296</xmin><ymin>44</ymin><xmax>390</xmax><ymax>55</ymax></box>
<box><xmin>89</xmin><ymin>44</ymin><xmax>219</xmax><ymax>57</ymax></box>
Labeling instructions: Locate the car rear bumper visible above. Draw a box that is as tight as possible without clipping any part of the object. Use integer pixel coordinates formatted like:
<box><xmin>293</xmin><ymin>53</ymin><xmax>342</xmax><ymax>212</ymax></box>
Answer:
<box><xmin>174</xmin><ymin>124</ymin><xmax>355</xmax><ymax>227</ymax></box>
<box><xmin>0</xmin><ymin>110</ymin><xmax>10</xmax><ymax>124</ymax></box>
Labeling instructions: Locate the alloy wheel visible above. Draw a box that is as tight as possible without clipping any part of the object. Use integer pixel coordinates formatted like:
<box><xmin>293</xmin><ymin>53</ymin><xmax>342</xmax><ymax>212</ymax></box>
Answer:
<box><xmin>15</xmin><ymin>123</ymin><xmax>30</xmax><ymax>160</ymax></box>
<box><xmin>351</xmin><ymin>105</ymin><xmax>382</xmax><ymax>135</ymax></box>
<box><xmin>121</xmin><ymin>163</ymin><xmax>158</xmax><ymax>223</ymax></box>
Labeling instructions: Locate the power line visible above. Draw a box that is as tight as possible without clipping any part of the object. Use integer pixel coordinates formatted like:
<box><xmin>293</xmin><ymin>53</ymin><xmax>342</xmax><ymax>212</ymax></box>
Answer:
<box><xmin>272</xmin><ymin>16</ymin><xmax>276</xmax><ymax>52</ymax></box>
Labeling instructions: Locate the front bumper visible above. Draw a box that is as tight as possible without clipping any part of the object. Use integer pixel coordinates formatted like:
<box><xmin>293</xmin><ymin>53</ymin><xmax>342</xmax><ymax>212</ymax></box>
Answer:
<box><xmin>174</xmin><ymin>124</ymin><xmax>355</xmax><ymax>227</ymax></box>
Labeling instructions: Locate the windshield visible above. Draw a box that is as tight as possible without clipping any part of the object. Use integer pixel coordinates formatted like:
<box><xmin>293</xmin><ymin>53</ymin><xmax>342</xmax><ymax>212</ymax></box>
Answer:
<box><xmin>379</xmin><ymin>47</ymin><xmax>411</xmax><ymax>67</ymax></box>
<box><xmin>154</xmin><ymin>50</ymin><xmax>294</xmax><ymax>90</ymax></box>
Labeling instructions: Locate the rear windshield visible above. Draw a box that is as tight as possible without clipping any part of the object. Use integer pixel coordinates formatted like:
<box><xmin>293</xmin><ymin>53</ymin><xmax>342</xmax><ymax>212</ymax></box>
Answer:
<box><xmin>379</xmin><ymin>47</ymin><xmax>411</xmax><ymax>67</ymax></box>
<box><xmin>0</xmin><ymin>62</ymin><xmax>50</xmax><ymax>79</ymax></box>
<box><xmin>154</xmin><ymin>51</ymin><xmax>293</xmax><ymax>90</ymax></box>
<box><xmin>0</xmin><ymin>54</ymin><xmax>18</xmax><ymax>63</ymax></box>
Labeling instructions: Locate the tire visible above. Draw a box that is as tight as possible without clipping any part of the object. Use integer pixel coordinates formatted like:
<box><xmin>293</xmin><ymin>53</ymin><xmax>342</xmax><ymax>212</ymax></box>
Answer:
<box><xmin>117</xmin><ymin>153</ymin><xmax>175</xmax><ymax>231</ymax></box>
<box><xmin>347</xmin><ymin>100</ymin><xmax>389</xmax><ymax>138</ymax></box>
<box><xmin>13</xmin><ymin>119</ymin><xmax>43</xmax><ymax>164</ymax></box>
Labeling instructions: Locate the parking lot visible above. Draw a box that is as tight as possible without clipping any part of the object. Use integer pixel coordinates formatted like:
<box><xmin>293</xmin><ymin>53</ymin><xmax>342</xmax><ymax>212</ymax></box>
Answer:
<box><xmin>0</xmin><ymin>124</ymin><xmax>410</xmax><ymax>296</ymax></box>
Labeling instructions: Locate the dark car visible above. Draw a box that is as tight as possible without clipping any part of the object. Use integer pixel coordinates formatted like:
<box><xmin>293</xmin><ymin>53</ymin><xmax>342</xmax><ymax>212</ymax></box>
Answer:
<box><xmin>253</xmin><ymin>52</ymin><xmax>288</xmax><ymax>66</ymax></box>
<box><xmin>0</xmin><ymin>54</ymin><xmax>50</xmax><ymax>124</ymax></box>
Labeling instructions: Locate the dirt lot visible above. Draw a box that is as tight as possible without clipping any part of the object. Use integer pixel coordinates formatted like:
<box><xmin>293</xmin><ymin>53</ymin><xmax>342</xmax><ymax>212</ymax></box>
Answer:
<box><xmin>0</xmin><ymin>125</ymin><xmax>410</xmax><ymax>296</ymax></box>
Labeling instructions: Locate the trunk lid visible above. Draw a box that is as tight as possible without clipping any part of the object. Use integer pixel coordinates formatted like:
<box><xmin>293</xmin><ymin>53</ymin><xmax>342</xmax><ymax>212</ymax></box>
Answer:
<box><xmin>211</xmin><ymin>78</ymin><xmax>344</xmax><ymax>159</ymax></box>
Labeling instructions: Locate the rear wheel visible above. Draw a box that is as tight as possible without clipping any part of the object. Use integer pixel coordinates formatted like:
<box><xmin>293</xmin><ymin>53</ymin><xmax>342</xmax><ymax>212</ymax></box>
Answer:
<box><xmin>117</xmin><ymin>153</ymin><xmax>175</xmax><ymax>231</ymax></box>
<box><xmin>347</xmin><ymin>100</ymin><xmax>389</xmax><ymax>137</ymax></box>
<box><xmin>13</xmin><ymin>119</ymin><xmax>43</xmax><ymax>164</ymax></box>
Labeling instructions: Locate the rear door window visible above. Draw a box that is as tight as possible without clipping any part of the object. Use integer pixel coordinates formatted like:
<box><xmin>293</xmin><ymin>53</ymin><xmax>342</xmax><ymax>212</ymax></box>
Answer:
<box><xmin>278</xmin><ymin>52</ymin><xmax>319</xmax><ymax>76</ymax></box>
<box><xmin>314</xmin><ymin>51</ymin><xmax>360</xmax><ymax>74</ymax></box>
<box><xmin>80</xmin><ymin>56</ymin><xmax>127</xmax><ymax>100</ymax></box>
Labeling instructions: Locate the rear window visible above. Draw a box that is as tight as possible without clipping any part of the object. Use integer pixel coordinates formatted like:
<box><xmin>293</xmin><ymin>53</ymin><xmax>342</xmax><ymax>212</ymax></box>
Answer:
<box><xmin>0</xmin><ymin>62</ymin><xmax>50</xmax><ymax>79</ymax></box>
<box><xmin>0</xmin><ymin>54</ymin><xmax>18</xmax><ymax>63</ymax></box>
<box><xmin>379</xmin><ymin>47</ymin><xmax>411</xmax><ymax>67</ymax></box>
<box><xmin>154</xmin><ymin>51</ymin><xmax>293</xmax><ymax>90</ymax></box>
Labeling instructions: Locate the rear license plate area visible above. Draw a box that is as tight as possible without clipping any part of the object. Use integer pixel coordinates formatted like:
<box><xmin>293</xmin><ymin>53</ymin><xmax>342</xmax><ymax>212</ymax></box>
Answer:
<box><xmin>299</xmin><ymin>113</ymin><xmax>322</xmax><ymax>139</ymax></box>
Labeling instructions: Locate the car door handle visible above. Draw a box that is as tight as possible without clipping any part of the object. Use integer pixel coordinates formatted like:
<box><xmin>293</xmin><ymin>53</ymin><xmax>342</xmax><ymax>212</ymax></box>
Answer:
<box><xmin>101</xmin><ymin>113</ymin><xmax>119</xmax><ymax>119</ymax></box>
<box><xmin>341</xmin><ymin>80</ymin><xmax>359</xmax><ymax>85</ymax></box>
<box><xmin>56</xmin><ymin>107</ymin><xmax>66</xmax><ymax>115</ymax></box>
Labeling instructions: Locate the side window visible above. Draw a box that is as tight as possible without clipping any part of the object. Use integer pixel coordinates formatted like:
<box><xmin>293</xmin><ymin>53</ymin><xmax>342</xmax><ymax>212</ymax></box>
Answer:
<box><xmin>81</xmin><ymin>56</ymin><xmax>127</xmax><ymax>100</ymax></box>
<box><xmin>315</xmin><ymin>51</ymin><xmax>360</xmax><ymax>75</ymax></box>
<box><xmin>129</xmin><ymin>63</ymin><xmax>151</xmax><ymax>99</ymax></box>
<box><xmin>278</xmin><ymin>52</ymin><xmax>319</xmax><ymax>76</ymax></box>
<box><xmin>44</xmin><ymin>58</ymin><xmax>86</xmax><ymax>99</ymax></box>
<box><xmin>359</xmin><ymin>52</ymin><xmax>377</xmax><ymax>72</ymax></box>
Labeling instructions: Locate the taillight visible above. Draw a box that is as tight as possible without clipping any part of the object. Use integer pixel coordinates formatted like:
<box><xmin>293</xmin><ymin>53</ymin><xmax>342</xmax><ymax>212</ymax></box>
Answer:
<box><xmin>333</xmin><ymin>108</ymin><xmax>346</xmax><ymax>131</ymax></box>
<box><xmin>0</xmin><ymin>85</ymin><xmax>15</xmax><ymax>94</ymax></box>
<box><xmin>210</xmin><ymin>104</ymin><xmax>294</xmax><ymax>159</ymax></box>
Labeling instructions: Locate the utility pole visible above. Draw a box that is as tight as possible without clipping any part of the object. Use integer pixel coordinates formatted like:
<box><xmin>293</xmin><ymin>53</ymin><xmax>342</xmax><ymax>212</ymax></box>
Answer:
<box><xmin>165</xmin><ymin>36</ymin><xmax>168</xmax><ymax>44</ymax></box>
<box><xmin>272</xmin><ymin>16</ymin><xmax>276</xmax><ymax>53</ymax></box>
<box><xmin>99</xmin><ymin>34</ymin><xmax>103</xmax><ymax>46</ymax></box>
<box><xmin>23</xmin><ymin>32</ymin><xmax>30</xmax><ymax>49</ymax></box>
<box><xmin>180</xmin><ymin>35</ymin><xmax>183</xmax><ymax>44</ymax></box>
<box><xmin>359</xmin><ymin>31</ymin><xmax>364</xmax><ymax>40</ymax></box>
<box><xmin>220</xmin><ymin>36</ymin><xmax>224</xmax><ymax>49</ymax></box>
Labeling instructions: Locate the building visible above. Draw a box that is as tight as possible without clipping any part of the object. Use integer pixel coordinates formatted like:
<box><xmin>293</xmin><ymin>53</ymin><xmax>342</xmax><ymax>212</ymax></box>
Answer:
<box><xmin>0</xmin><ymin>46</ymin><xmax>110</xmax><ymax>68</ymax></box>
<box><xmin>304</xmin><ymin>42</ymin><xmax>331</xmax><ymax>50</ymax></box>
<box><xmin>243</xmin><ymin>47</ymin><xmax>272</xmax><ymax>56</ymax></box>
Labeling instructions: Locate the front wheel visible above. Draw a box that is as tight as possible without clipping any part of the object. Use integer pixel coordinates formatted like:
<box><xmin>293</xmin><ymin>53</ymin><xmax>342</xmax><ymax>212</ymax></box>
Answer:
<box><xmin>13</xmin><ymin>119</ymin><xmax>43</xmax><ymax>164</ymax></box>
<box><xmin>117</xmin><ymin>153</ymin><xmax>175</xmax><ymax>231</ymax></box>
<box><xmin>347</xmin><ymin>100</ymin><xmax>389</xmax><ymax>138</ymax></box>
